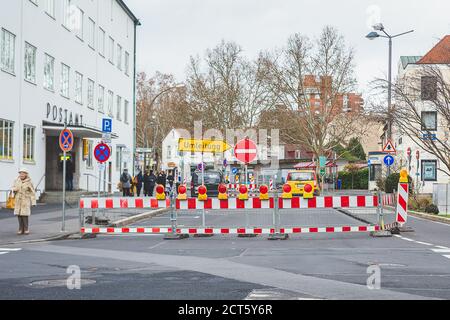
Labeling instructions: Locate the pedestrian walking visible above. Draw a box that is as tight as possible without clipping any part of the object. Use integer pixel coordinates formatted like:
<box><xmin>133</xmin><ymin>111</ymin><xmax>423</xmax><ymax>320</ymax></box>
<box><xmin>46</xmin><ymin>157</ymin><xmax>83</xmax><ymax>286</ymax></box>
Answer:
<box><xmin>167</xmin><ymin>170</ymin><xmax>175</xmax><ymax>189</ymax></box>
<box><xmin>144</xmin><ymin>170</ymin><xmax>157</xmax><ymax>196</ymax></box>
<box><xmin>66</xmin><ymin>158</ymin><xmax>74</xmax><ymax>191</ymax></box>
<box><xmin>11</xmin><ymin>168</ymin><xmax>37</xmax><ymax>235</ymax></box>
<box><xmin>120</xmin><ymin>169</ymin><xmax>132</xmax><ymax>197</ymax></box>
<box><xmin>135</xmin><ymin>169</ymin><xmax>144</xmax><ymax>197</ymax></box>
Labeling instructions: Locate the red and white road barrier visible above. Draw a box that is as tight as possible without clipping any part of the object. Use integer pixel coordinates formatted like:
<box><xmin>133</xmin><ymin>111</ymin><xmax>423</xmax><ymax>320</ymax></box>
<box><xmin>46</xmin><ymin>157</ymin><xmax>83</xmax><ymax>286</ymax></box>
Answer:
<box><xmin>81</xmin><ymin>225</ymin><xmax>380</xmax><ymax>235</ymax></box>
<box><xmin>176</xmin><ymin>195</ymin><xmax>379</xmax><ymax>210</ymax></box>
<box><xmin>79</xmin><ymin>197</ymin><xmax>170</xmax><ymax>209</ymax></box>
<box><xmin>396</xmin><ymin>182</ymin><xmax>408</xmax><ymax>225</ymax></box>
<box><xmin>382</xmin><ymin>193</ymin><xmax>395</xmax><ymax>206</ymax></box>
<box><xmin>269</xmin><ymin>179</ymin><xmax>274</xmax><ymax>190</ymax></box>
<box><xmin>228</xmin><ymin>184</ymin><xmax>257</xmax><ymax>190</ymax></box>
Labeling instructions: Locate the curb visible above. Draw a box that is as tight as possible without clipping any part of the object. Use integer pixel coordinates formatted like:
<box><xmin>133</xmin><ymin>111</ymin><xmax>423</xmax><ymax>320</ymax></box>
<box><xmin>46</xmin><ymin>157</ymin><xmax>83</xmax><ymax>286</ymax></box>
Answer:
<box><xmin>385</xmin><ymin>205</ymin><xmax>450</xmax><ymax>225</ymax></box>
<box><xmin>0</xmin><ymin>232</ymin><xmax>79</xmax><ymax>246</ymax></box>
<box><xmin>109</xmin><ymin>207</ymin><xmax>170</xmax><ymax>227</ymax></box>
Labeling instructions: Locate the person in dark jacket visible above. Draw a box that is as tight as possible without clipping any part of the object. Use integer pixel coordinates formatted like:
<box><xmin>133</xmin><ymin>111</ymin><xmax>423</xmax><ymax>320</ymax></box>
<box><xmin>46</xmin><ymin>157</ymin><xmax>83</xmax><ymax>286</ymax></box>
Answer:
<box><xmin>65</xmin><ymin>158</ymin><xmax>74</xmax><ymax>191</ymax></box>
<box><xmin>135</xmin><ymin>169</ymin><xmax>144</xmax><ymax>197</ymax></box>
<box><xmin>156</xmin><ymin>170</ymin><xmax>167</xmax><ymax>187</ymax></box>
<box><xmin>144</xmin><ymin>170</ymin><xmax>157</xmax><ymax>196</ymax></box>
<box><xmin>167</xmin><ymin>171</ymin><xmax>175</xmax><ymax>189</ymax></box>
<box><xmin>120</xmin><ymin>169</ymin><xmax>132</xmax><ymax>197</ymax></box>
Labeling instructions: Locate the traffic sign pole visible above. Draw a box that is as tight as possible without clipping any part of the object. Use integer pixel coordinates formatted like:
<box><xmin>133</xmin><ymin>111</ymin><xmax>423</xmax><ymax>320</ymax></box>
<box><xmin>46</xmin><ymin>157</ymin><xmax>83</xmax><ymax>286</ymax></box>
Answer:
<box><xmin>59</xmin><ymin>125</ymin><xmax>74</xmax><ymax>233</ymax></box>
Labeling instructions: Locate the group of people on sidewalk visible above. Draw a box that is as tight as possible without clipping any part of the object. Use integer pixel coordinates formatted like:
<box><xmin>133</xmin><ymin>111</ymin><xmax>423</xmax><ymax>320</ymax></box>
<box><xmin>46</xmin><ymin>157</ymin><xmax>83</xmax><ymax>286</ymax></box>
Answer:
<box><xmin>119</xmin><ymin>168</ymin><xmax>175</xmax><ymax>197</ymax></box>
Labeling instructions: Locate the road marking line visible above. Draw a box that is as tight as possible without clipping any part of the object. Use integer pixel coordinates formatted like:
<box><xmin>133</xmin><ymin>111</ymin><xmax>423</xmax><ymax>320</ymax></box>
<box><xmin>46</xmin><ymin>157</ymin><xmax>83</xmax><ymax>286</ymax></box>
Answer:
<box><xmin>431</xmin><ymin>249</ymin><xmax>450</xmax><ymax>253</ymax></box>
<box><xmin>401</xmin><ymin>237</ymin><xmax>415</xmax><ymax>242</ymax></box>
<box><xmin>444</xmin><ymin>255</ymin><xmax>450</xmax><ymax>259</ymax></box>
<box><xmin>415</xmin><ymin>241</ymin><xmax>433</xmax><ymax>246</ymax></box>
<box><xmin>0</xmin><ymin>248</ymin><xmax>22</xmax><ymax>252</ymax></box>
<box><xmin>435</xmin><ymin>246</ymin><xmax>449</xmax><ymax>249</ymax></box>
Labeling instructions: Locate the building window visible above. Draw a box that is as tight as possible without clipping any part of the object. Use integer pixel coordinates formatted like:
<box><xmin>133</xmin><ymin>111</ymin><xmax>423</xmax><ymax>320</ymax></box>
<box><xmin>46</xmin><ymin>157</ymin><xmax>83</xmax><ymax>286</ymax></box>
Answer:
<box><xmin>62</xmin><ymin>0</ymin><xmax>73</xmax><ymax>30</ymax></box>
<box><xmin>98</xmin><ymin>28</ymin><xmax>105</xmax><ymax>57</ymax></box>
<box><xmin>87</xmin><ymin>79</ymin><xmax>95</xmax><ymax>109</ymax></box>
<box><xmin>60</xmin><ymin>63</ymin><xmax>70</xmax><ymax>98</ymax></box>
<box><xmin>0</xmin><ymin>119</ymin><xmax>14</xmax><ymax>160</ymax></box>
<box><xmin>75</xmin><ymin>72</ymin><xmax>83</xmax><ymax>104</ymax></box>
<box><xmin>23</xmin><ymin>125</ymin><xmax>35</xmax><ymax>162</ymax></box>
<box><xmin>421</xmin><ymin>111</ymin><xmax>437</xmax><ymax>131</ymax></box>
<box><xmin>46</xmin><ymin>0</ymin><xmax>55</xmax><ymax>18</ymax></box>
<box><xmin>369</xmin><ymin>164</ymin><xmax>382</xmax><ymax>182</ymax></box>
<box><xmin>167</xmin><ymin>146</ymin><xmax>172</xmax><ymax>158</ymax></box>
<box><xmin>124</xmin><ymin>100</ymin><xmax>129</xmax><ymax>124</ymax></box>
<box><xmin>109</xmin><ymin>37</ymin><xmax>114</xmax><ymax>64</ymax></box>
<box><xmin>117</xmin><ymin>44</ymin><xmax>122</xmax><ymax>70</ymax></box>
<box><xmin>24</xmin><ymin>42</ymin><xmax>36</xmax><ymax>83</ymax></box>
<box><xmin>74</xmin><ymin>7</ymin><xmax>84</xmax><ymax>40</ymax></box>
<box><xmin>107</xmin><ymin>90</ymin><xmax>114</xmax><ymax>117</ymax></box>
<box><xmin>1</xmin><ymin>28</ymin><xmax>16</xmax><ymax>74</ymax></box>
<box><xmin>421</xmin><ymin>76</ymin><xmax>437</xmax><ymax>101</ymax></box>
<box><xmin>44</xmin><ymin>53</ymin><xmax>54</xmax><ymax>91</ymax></box>
<box><xmin>98</xmin><ymin>85</ymin><xmax>105</xmax><ymax>113</ymax></box>
<box><xmin>125</xmin><ymin>51</ymin><xmax>130</xmax><ymax>76</ymax></box>
<box><xmin>421</xmin><ymin>160</ymin><xmax>437</xmax><ymax>182</ymax></box>
<box><xmin>87</xmin><ymin>18</ymin><xmax>95</xmax><ymax>49</ymax></box>
<box><xmin>116</xmin><ymin>96</ymin><xmax>122</xmax><ymax>121</ymax></box>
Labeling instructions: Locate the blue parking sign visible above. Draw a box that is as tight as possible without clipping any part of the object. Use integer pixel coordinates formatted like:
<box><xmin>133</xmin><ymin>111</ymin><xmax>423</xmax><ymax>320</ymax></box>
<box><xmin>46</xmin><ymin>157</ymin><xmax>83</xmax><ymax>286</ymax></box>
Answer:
<box><xmin>102</xmin><ymin>118</ymin><xmax>112</xmax><ymax>133</ymax></box>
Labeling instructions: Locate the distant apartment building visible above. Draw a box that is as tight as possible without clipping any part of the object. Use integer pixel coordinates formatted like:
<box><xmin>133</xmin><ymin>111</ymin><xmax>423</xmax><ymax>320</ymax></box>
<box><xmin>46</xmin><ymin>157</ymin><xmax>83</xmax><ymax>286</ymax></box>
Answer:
<box><xmin>0</xmin><ymin>0</ymin><xmax>140</xmax><ymax>196</ymax></box>
<box><xmin>303</xmin><ymin>75</ymin><xmax>364</xmax><ymax>114</ymax></box>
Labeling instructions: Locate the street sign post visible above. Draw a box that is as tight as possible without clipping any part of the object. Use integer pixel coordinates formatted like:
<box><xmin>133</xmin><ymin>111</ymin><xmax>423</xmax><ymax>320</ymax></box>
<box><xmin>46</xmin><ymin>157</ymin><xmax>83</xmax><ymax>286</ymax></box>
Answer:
<box><xmin>59</xmin><ymin>127</ymin><xmax>73</xmax><ymax>232</ymax></box>
<box><xmin>93</xmin><ymin>143</ymin><xmax>111</xmax><ymax>224</ymax></box>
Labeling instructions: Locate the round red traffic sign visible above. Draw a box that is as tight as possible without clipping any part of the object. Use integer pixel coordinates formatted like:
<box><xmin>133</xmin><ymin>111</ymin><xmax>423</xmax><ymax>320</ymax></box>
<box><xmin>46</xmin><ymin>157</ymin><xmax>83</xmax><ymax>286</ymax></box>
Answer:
<box><xmin>94</xmin><ymin>143</ymin><xmax>111</xmax><ymax>163</ymax></box>
<box><xmin>407</xmin><ymin>147</ymin><xmax>411</xmax><ymax>157</ymax></box>
<box><xmin>234</xmin><ymin>138</ymin><xmax>257</xmax><ymax>164</ymax></box>
<box><xmin>59</xmin><ymin>129</ymin><xmax>74</xmax><ymax>152</ymax></box>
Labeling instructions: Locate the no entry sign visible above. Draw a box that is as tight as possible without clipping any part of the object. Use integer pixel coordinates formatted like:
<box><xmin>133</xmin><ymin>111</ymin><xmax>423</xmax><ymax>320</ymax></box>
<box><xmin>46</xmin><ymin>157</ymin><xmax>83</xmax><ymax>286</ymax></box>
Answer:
<box><xmin>59</xmin><ymin>128</ymin><xmax>74</xmax><ymax>152</ymax></box>
<box><xmin>94</xmin><ymin>143</ymin><xmax>111</xmax><ymax>163</ymax></box>
<box><xmin>234</xmin><ymin>138</ymin><xmax>257</xmax><ymax>164</ymax></box>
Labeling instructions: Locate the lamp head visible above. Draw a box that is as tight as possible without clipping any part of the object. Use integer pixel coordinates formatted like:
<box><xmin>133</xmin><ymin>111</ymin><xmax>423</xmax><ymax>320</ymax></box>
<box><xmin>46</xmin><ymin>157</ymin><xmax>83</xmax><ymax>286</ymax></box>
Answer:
<box><xmin>366</xmin><ymin>31</ymin><xmax>380</xmax><ymax>40</ymax></box>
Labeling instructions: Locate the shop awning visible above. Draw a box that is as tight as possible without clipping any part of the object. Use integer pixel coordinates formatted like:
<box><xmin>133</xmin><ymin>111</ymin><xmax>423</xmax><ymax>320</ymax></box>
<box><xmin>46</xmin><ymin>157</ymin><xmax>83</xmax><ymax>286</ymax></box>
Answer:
<box><xmin>42</xmin><ymin>121</ymin><xmax>118</xmax><ymax>139</ymax></box>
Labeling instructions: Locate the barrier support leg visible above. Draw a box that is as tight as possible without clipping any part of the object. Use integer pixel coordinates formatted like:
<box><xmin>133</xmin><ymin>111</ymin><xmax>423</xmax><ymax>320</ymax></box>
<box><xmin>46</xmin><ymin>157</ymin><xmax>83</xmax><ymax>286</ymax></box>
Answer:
<box><xmin>268</xmin><ymin>193</ymin><xmax>288</xmax><ymax>240</ymax></box>
<box><xmin>371</xmin><ymin>190</ymin><xmax>392</xmax><ymax>238</ymax></box>
<box><xmin>194</xmin><ymin>207</ymin><xmax>214</xmax><ymax>238</ymax></box>
<box><xmin>238</xmin><ymin>204</ymin><xmax>257</xmax><ymax>238</ymax></box>
<box><xmin>164</xmin><ymin>195</ymin><xmax>188</xmax><ymax>240</ymax></box>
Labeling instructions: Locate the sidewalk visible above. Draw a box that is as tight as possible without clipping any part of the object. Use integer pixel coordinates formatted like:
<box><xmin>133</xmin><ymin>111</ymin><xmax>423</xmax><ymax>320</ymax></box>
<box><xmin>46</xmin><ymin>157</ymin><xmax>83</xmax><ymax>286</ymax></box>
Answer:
<box><xmin>0</xmin><ymin>204</ymin><xmax>80</xmax><ymax>246</ymax></box>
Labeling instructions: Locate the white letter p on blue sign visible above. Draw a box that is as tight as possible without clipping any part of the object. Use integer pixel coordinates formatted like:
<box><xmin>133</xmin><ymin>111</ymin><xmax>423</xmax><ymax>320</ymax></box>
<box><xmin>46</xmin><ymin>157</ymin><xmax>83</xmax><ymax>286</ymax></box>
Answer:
<box><xmin>102</xmin><ymin>118</ymin><xmax>112</xmax><ymax>133</ymax></box>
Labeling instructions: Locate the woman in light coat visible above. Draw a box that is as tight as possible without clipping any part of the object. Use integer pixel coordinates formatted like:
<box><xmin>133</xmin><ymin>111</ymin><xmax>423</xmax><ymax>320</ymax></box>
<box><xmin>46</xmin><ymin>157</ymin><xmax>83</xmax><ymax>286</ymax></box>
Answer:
<box><xmin>12</xmin><ymin>168</ymin><xmax>37</xmax><ymax>235</ymax></box>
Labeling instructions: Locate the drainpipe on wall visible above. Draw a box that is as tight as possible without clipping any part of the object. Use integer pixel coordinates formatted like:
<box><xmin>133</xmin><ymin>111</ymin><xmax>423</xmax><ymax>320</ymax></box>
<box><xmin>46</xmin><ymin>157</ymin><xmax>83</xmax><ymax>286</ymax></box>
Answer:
<box><xmin>132</xmin><ymin>19</ymin><xmax>141</xmax><ymax>176</ymax></box>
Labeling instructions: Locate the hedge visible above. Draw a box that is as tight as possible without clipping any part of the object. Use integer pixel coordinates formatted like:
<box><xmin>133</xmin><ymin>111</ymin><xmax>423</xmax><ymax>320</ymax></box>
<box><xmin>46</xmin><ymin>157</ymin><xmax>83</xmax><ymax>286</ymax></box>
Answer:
<box><xmin>337</xmin><ymin>168</ymin><xmax>368</xmax><ymax>190</ymax></box>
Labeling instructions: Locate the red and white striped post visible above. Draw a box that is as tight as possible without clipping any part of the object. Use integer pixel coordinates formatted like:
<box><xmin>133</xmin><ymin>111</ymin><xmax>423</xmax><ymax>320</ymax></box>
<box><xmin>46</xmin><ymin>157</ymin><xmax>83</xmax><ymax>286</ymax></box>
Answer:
<box><xmin>396</xmin><ymin>169</ymin><xmax>409</xmax><ymax>226</ymax></box>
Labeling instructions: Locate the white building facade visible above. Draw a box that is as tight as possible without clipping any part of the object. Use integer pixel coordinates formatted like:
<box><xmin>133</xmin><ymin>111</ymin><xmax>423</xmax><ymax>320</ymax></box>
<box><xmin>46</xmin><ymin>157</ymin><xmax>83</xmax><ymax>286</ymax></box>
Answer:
<box><xmin>391</xmin><ymin>37</ymin><xmax>450</xmax><ymax>194</ymax></box>
<box><xmin>0</xmin><ymin>0</ymin><xmax>139</xmax><ymax>196</ymax></box>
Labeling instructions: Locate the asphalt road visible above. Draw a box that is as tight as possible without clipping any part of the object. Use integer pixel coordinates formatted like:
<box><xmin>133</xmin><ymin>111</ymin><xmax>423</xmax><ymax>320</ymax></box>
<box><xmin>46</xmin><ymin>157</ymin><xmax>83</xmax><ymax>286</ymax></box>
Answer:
<box><xmin>0</xmin><ymin>207</ymin><xmax>449</xmax><ymax>300</ymax></box>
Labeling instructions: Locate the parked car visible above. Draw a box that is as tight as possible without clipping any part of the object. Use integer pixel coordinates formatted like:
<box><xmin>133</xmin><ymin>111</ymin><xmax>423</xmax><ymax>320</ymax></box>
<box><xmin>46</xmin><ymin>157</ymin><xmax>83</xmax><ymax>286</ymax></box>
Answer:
<box><xmin>286</xmin><ymin>170</ymin><xmax>320</xmax><ymax>196</ymax></box>
<box><xmin>190</xmin><ymin>170</ymin><xmax>224</xmax><ymax>197</ymax></box>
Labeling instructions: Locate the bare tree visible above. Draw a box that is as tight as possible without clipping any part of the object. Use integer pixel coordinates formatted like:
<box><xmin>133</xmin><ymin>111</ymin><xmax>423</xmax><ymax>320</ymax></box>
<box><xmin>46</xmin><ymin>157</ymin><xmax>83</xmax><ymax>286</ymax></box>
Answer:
<box><xmin>186</xmin><ymin>40</ymin><xmax>276</xmax><ymax>131</ymax></box>
<box><xmin>372</xmin><ymin>65</ymin><xmax>450</xmax><ymax>175</ymax></box>
<box><xmin>258</xmin><ymin>26</ymin><xmax>367</xmax><ymax>160</ymax></box>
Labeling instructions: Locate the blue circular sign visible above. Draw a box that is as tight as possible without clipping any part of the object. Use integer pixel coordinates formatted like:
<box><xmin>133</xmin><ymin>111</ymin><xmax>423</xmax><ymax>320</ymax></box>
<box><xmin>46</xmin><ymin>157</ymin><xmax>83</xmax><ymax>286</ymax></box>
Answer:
<box><xmin>197</xmin><ymin>162</ymin><xmax>205</xmax><ymax>171</ymax></box>
<box><xmin>383</xmin><ymin>155</ymin><xmax>394</xmax><ymax>167</ymax></box>
<box><xmin>232</xmin><ymin>167</ymin><xmax>238</xmax><ymax>175</ymax></box>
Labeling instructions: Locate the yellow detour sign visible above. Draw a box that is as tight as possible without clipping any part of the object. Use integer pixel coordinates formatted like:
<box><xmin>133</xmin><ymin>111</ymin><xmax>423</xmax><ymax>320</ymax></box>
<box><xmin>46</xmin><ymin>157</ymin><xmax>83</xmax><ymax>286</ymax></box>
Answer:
<box><xmin>178</xmin><ymin>138</ymin><xmax>232</xmax><ymax>153</ymax></box>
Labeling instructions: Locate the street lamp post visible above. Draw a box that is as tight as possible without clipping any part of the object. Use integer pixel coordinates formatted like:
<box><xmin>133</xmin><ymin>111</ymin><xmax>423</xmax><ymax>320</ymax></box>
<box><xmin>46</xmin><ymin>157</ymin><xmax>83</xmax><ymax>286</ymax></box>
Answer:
<box><xmin>366</xmin><ymin>24</ymin><xmax>414</xmax><ymax>175</ymax></box>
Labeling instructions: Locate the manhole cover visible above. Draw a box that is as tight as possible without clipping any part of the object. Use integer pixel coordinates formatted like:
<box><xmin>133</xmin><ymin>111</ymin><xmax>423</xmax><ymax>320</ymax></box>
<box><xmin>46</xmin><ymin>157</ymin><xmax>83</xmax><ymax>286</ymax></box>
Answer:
<box><xmin>30</xmin><ymin>279</ymin><xmax>96</xmax><ymax>288</ymax></box>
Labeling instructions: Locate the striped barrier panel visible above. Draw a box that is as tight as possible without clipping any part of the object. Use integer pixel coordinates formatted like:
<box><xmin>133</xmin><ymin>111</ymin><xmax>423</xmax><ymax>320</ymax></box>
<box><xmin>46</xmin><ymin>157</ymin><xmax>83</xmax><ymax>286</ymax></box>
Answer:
<box><xmin>79</xmin><ymin>197</ymin><xmax>171</xmax><ymax>209</ymax></box>
<box><xmin>176</xmin><ymin>195</ymin><xmax>379</xmax><ymax>210</ymax></box>
<box><xmin>81</xmin><ymin>225</ymin><xmax>380</xmax><ymax>235</ymax></box>
<box><xmin>396</xmin><ymin>182</ymin><xmax>408</xmax><ymax>225</ymax></box>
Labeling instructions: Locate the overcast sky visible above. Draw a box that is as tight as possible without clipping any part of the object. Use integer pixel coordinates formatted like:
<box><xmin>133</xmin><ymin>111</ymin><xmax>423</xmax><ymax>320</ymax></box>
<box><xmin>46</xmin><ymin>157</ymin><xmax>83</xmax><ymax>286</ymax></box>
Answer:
<box><xmin>125</xmin><ymin>0</ymin><xmax>450</xmax><ymax>94</ymax></box>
